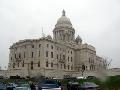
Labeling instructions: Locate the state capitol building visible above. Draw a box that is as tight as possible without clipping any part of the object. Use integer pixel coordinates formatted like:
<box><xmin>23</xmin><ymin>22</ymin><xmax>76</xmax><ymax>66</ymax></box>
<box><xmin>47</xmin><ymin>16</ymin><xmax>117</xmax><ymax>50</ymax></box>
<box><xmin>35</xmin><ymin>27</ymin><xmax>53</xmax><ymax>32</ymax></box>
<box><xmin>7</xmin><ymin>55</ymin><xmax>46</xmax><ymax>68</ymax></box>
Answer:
<box><xmin>7</xmin><ymin>10</ymin><xmax>106</xmax><ymax>78</ymax></box>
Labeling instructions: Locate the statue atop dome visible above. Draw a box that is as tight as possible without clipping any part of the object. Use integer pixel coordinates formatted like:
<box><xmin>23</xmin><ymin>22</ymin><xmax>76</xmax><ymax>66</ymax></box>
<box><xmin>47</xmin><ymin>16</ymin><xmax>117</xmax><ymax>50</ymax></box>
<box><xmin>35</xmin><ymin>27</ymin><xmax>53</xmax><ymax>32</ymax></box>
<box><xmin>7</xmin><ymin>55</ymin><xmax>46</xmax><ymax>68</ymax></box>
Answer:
<box><xmin>62</xmin><ymin>9</ymin><xmax>65</xmax><ymax>16</ymax></box>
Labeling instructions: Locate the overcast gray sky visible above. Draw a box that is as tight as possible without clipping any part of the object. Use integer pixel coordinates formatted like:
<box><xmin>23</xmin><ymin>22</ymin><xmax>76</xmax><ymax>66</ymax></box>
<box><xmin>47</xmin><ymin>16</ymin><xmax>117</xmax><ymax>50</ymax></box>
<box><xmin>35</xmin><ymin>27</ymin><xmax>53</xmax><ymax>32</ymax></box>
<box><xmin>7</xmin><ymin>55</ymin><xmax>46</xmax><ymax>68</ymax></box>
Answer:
<box><xmin>0</xmin><ymin>0</ymin><xmax>120</xmax><ymax>69</ymax></box>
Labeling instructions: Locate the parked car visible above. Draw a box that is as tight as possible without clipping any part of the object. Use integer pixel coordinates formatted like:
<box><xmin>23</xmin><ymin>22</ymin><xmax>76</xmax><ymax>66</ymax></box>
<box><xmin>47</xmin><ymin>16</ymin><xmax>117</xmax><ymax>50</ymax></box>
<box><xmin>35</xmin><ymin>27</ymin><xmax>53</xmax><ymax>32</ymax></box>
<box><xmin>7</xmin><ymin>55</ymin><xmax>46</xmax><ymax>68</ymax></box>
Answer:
<box><xmin>87</xmin><ymin>76</ymin><xmax>97</xmax><ymax>80</ymax></box>
<box><xmin>38</xmin><ymin>80</ymin><xmax>62</xmax><ymax>90</ymax></box>
<box><xmin>76</xmin><ymin>77</ymin><xmax>87</xmax><ymax>79</ymax></box>
<box><xmin>15</xmin><ymin>84</ymin><xmax>30</xmax><ymax>90</ymax></box>
<box><xmin>79</xmin><ymin>82</ymin><xmax>100</xmax><ymax>90</ymax></box>
<box><xmin>6</xmin><ymin>83</ymin><xmax>18</xmax><ymax>90</ymax></box>
<box><xmin>67</xmin><ymin>81</ymin><xmax>79</xmax><ymax>90</ymax></box>
<box><xmin>0</xmin><ymin>83</ymin><xmax>6</xmax><ymax>90</ymax></box>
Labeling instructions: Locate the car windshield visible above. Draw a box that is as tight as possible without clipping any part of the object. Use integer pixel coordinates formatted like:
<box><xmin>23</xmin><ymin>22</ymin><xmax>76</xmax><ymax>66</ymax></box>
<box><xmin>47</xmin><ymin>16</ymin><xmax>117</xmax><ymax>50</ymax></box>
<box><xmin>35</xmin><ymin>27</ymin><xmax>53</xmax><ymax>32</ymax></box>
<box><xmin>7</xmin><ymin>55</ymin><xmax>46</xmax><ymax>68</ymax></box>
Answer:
<box><xmin>42</xmin><ymin>80</ymin><xmax>57</xmax><ymax>84</ymax></box>
<box><xmin>15</xmin><ymin>87</ymin><xmax>28</xmax><ymax>90</ymax></box>
<box><xmin>42</xmin><ymin>84</ymin><xmax>58</xmax><ymax>88</ymax></box>
<box><xmin>19</xmin><ymin>84</ymin><xmax>29</xmax><ymax>87</ymax></box>
<box><xmin>40</xmin><ymin>80</ymin><xmax>59</xmax><ymax>88</ymax></box>
<box><xmin>82</xmin><ymin>82</ymin><xmax>97</xmax><ymax>87</ymax></box>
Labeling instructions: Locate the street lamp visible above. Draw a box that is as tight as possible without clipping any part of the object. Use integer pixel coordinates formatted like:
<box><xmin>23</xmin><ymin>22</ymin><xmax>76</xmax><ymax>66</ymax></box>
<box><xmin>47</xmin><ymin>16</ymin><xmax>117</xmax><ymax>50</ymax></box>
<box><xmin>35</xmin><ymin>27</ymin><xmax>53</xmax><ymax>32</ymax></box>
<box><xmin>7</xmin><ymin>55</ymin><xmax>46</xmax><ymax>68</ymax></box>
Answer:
<box><xmin>81</xmin><ymin>65</ymin><xmax>85</xmax><ymax>77</ymax></box>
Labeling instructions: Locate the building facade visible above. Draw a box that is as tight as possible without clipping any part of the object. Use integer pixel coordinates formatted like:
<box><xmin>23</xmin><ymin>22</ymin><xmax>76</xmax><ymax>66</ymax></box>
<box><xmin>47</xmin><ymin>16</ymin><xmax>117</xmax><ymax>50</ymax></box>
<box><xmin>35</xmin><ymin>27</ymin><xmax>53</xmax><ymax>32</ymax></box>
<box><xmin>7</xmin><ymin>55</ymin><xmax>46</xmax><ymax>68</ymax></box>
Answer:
<box><xmin>8</xmin><ymin>10</ymin><xmax>106</xmax><ymax>78</ymax></box>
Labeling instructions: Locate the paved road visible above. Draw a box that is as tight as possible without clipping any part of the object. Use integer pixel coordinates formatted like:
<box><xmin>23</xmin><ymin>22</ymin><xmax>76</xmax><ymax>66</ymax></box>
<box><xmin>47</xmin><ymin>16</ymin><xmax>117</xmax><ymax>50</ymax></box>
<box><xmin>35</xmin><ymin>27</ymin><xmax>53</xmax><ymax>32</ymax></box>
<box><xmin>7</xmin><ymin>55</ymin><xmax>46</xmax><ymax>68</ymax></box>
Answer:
<box><xmin>62</xmin><ymin>85</ymin><xmax>67</xmax><ymax>90</ymax></box>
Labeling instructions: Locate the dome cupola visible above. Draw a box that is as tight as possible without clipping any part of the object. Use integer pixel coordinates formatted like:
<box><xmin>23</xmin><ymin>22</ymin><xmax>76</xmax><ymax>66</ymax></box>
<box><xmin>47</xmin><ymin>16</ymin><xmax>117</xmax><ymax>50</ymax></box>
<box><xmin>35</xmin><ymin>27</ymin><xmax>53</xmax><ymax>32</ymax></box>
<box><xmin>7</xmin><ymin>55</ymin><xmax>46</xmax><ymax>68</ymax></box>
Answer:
<box><xmin>75</xmin><ymin>35</ymin><xmax>82</xmax><ymax>44</ymax></box>
<box><xmin>53</xmin><ymin>10</ymin><xmax>75</xmax><ymax>42</ymax></box>
<box><xmin>55</xmin><ymin>10</ymin><xmax>72</xmax><ymax>28</ymax></box>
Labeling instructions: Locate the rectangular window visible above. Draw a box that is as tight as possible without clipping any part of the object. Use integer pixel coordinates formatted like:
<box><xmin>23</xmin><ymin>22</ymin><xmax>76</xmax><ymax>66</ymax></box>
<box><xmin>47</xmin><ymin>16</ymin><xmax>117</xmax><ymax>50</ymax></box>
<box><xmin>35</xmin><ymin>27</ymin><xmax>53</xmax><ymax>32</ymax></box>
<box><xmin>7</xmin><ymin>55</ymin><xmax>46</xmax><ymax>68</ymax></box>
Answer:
<box><xmin>46</xmin><ymin>51</ymin><xmax>48</xmax><ymax>57</ymax></box>
<box><xmin>51</xmin><ymin>52</ymin><xmax>53</xmax><ymax>58</ymax></box>
<box><xmin>46</xmin><ymin>61</ymin><xmax>48</xmax><ymax>67</ymax></box>
<box><xmin>63</xmin><ymin>55</ymin><xmax>65</xmax><ymax>60</ymax></box>
<box><xmin>18</xmin><ymin>63</ymin><xmax>19</xmax><ymax>67</ymax></box>
<box><xmin>39</xmin><ymin>44</ymin><xmax>41</xmax><ymax>48</ymax></box>
<box><xmin>71</xmin><ymin>51</ymin><xmax>72</xmax><ymax>54</ymax></box>
<box><xmin>31</xmin><ymin>66</ymin><xmax>33</xmax><ymax>70</ymax></box>
<box><xmin>22</xmin><ymin>61</ymin><xmax>24</xmax><ymax>67</ymax></box>
<box><xmin>51</xmin><ymin>63</ymin><xmax>53</xmax><ymax>67</ymax></box>
<box><xmin>57</xmin><ymin>54</ymin><xmax>58</xmax><ymax>59</ymax></box>
<box><xmin>13</xmin><ymin>63</ymin><xmax>15</xmax><ymax>68</ymax></box>
<box><xmin>47</xmin><ymin>44</ymin><xmax>49</xmax><ymax>48</ymax></box>
<box><xmin>68</xmin><ymin>65</ymin><xmax>70</xmax><ymax>70</ymax></box>
<box><xmin>64</xmin><ymin>64</ymin><xmax>66</xmax><ymax>69</ymax></box>
<box><xmin>60</xmin><ymin>54</ymin><xmax>61</xmax><ymax>59</ymax></box>
<box><xmin>32</xmin><ymin>52</ymin><xmax>34</xmax><ymax>58</ymax></box>
<box><xmin>51</xmin><ymin>45</ymin><xmax>53</xmax><ymax>49</ymax></box>
<box><xmin>15</xmin><ymin>54</ymin><xmax>16</xmax><ymax>58</ymax></box>
<box><xmin>39</xmin><ymin>51</ymin><xmax>40</xmax><ymax>57</ymax></box>
<box><xmin>61</xmin><ymin>64</ymin><xmax>62</xmax><ymax>69</ymax></box>
<box><xmin>38</xmin><ymin>61</ymin><xmax>40</xmax><ymax>67</ymax></box>
<box><xmin>24</xmin><ymin>52</ymin><xmax>25</xmax><ymax>58</ymax></box>
<box><xmin>32</xmin><ymin>45</ymin><xmax>34</xmax><ymax>48</ymax></box>
<box><xmin>71</xmin><ymin>57</ymin><xmax>72</xmax><ymax>62</ymax></box>
<box><xmin>31</xmin><ymin>61</ymin><xmax>33</xmax><ymax>70</ymax></box>
<box><xmin>68</xmin><ymin>57</ymin><xmax>69</xmax><ymax>62</ymax></box>
<box><xmin>68</xmin><ymin>50</ymin><xmax>69</xmax><ymax>53</ymax></box>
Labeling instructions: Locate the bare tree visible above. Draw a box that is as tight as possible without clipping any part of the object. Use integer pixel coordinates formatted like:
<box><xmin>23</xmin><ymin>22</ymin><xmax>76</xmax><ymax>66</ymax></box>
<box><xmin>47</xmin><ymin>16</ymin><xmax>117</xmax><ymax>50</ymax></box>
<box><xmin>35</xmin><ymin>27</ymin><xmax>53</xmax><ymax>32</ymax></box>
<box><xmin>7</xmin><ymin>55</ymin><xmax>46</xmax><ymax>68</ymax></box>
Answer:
<box><xmin>102</xmin><ymin>57</ymin><xmax>112</xmax><ymax>69</ymax></box>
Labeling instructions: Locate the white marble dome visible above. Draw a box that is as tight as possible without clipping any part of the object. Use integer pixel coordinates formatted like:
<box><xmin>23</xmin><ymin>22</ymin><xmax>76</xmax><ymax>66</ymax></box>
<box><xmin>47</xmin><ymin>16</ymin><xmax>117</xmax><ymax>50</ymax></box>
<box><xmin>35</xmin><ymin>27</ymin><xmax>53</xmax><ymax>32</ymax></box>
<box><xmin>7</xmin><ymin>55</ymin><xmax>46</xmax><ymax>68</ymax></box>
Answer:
<box><xmin>55</xmin><ymin>10</ymin><xmax>72</xmax><ymax>28</ymax></box>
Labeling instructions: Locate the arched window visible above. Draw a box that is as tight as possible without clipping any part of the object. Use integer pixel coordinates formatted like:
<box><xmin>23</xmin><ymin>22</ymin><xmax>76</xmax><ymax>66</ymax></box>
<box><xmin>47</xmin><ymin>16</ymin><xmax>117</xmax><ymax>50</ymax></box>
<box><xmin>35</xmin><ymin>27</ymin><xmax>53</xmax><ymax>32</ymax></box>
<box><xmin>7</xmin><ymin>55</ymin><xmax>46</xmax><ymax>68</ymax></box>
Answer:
<box><xmin>13</xmin><ymin>63</ymin><xmax>15</xmax><ymax>68</ymax></box>
<box><xmin>82</xmin><ymin>65</ymin><xmax>85</xmax><ymax>71</ymax></box>
<box><xmin>19</xmin><ymin>53</ymin><xmax>21</xmax><ymax>58</ymax></box>
<box><xmin>39</xmin><ymin>44</ymin><xmax>41</xmax><ymax>48</ymax></box>
<box><xmin>51</xmin><ymin>52</ymin><xmax>53</xmax><ymax>58</ymax></box>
